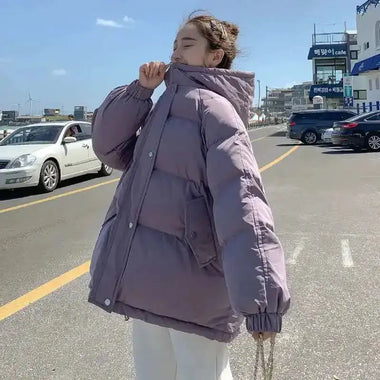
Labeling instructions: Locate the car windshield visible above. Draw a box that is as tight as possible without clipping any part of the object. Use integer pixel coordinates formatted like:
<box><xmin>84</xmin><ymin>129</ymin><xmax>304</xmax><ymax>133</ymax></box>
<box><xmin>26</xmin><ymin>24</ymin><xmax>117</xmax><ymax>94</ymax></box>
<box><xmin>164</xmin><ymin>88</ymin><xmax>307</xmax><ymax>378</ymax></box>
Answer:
<box><xmin>0</xmin><ymin>125</ymin><xmax>64</xmax><ymax>146</ymax></box>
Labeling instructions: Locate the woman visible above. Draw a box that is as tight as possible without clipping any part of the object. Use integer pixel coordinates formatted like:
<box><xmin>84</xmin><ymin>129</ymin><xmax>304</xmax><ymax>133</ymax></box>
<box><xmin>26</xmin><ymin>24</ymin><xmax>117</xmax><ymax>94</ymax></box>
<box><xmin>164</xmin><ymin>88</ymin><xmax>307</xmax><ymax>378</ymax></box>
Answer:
<box><xmin>89</xmin><ymin>13</ymin><xmax>290</xmax><ymax>380</ymax></box>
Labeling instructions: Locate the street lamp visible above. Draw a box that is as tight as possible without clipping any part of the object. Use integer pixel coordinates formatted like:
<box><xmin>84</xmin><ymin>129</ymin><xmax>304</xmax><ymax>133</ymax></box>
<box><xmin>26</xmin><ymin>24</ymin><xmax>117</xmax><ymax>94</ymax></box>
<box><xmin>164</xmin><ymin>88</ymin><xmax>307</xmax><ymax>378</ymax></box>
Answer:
<box><xmin>257</xmin><ymin>79</ymin><xmax>261</xmax><ymax>109</ymax></box>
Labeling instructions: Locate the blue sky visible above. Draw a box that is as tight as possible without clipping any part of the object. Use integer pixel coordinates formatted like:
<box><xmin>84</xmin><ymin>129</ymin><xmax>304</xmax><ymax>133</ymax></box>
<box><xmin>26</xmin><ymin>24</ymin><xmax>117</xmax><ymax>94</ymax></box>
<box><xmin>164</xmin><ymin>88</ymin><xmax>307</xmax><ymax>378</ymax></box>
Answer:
<box><xmin>0</xmin><ymin>0</ymin><xmax>362</xmax><ymax>114</ymax></box>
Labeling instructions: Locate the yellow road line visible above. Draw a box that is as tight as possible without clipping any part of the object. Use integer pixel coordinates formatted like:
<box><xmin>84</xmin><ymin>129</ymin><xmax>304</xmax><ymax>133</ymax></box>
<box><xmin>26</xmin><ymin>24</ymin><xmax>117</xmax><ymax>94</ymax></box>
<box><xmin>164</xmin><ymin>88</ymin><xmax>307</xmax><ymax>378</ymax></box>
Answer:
<box><xmin>251</xmin><ymin>136</ymin><xmax>266</xmax><ymax>142</ymax></box>
<box><xmin>0</xmin><ymin>261</ymin><xmax>90</xmax><ymax>321</ymax></box>
<box><xmin>260</xmin><ymin>144</ymin><xmax>300</xmax><ymax>173</ymax></box>
<box><xmin>0</xmin><ymin>178</ymin><xmax>120</xmax><ymax>214</ymax></box>
<box><xmin>0</xmin><ymin>144</ymin><xmax>299</xmax><ymax>321</ymax></box>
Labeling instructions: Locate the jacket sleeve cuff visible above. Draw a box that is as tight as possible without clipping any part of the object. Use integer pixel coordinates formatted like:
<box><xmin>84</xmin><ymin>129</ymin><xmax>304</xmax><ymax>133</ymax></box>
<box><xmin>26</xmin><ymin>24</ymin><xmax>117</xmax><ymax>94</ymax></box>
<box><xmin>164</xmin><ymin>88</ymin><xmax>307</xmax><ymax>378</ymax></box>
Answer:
<box><xmin>127</xmin><ymin>80</ymin><xmax>154</xmax><ymax>100</ymax></box>
<box><xmin>246</xmin><ymin>313</ymin><xmax>283</xmax><ymax>333</ymax></box>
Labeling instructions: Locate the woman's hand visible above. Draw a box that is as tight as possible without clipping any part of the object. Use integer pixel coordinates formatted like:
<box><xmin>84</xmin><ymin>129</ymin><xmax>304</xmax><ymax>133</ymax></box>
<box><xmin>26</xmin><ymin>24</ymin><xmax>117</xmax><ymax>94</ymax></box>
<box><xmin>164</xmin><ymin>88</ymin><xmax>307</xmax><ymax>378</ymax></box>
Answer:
<box><xmin>139</xmin><ymin>61</ymin><xmax>168</xmax><ymax>90</ymax></box>
<box><xmin>251</xmin><ymin>332</ymin><xmax>277</xmax><ymax>341</ymax></box>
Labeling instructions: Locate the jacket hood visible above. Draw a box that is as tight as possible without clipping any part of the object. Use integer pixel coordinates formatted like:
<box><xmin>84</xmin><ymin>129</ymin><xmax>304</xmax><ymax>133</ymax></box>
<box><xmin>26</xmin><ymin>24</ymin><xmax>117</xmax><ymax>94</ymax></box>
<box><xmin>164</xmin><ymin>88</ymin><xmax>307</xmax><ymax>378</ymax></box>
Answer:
<box><xmin>165</xmin><ymin>63</ymin><xmax>255</xmax><ymax>126</ymax></box>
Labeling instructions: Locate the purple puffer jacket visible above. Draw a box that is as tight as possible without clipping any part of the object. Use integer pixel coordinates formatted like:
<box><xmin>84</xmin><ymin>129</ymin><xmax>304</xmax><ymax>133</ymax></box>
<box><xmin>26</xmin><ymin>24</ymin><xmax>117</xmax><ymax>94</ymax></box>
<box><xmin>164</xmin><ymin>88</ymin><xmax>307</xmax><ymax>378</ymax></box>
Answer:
<box><xmin>88</xmin><ymin>63</ymin><xmax>290</xmax><ymax>343</ymax></box>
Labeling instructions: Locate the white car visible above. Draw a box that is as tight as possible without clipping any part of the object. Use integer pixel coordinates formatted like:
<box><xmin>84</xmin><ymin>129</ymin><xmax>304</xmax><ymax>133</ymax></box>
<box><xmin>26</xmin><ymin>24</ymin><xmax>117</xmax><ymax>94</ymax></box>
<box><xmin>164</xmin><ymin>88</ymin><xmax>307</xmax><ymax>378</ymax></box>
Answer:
<box><xmin>0</xmin><ymin>121</ymin><xmax>113</xmax><ymax>192</ymax></box>
<box><xmin>321</xmin><ymin>128</ymin><xmax>334</xmax><ymax>143</ymax></box>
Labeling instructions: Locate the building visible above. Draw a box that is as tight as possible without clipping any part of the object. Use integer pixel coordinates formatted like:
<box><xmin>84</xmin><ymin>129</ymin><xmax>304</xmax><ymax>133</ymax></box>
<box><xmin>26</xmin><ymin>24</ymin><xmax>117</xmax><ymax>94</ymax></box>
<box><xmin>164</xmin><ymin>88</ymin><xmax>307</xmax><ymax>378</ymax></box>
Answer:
<box><xmin>0</xmin><ymin>110</ymin><xmax>18</xmax><ymax>125</ymax></box>
<box><xmin>86</xmin><ymin>111</ymin><xmax>94</xmax><ymax>122</ymax></box>
<box><xmin>290</xmin><ymin>82</ymin><xmax>314</xmax><ymax>112</ymax></box>
<box><xmin>308</xmin><ymin>29</ymin><xmax>359</xmax><ymax>109</ymax></box>
<box><xmin>263</xmin><ymin>84</ymin><xmax>314</xmax><ymax>115</ymax></box>
<box><xmin>263</xmin><ymin>88</ymin><xmax>292</xmax><ymax>116</ymax></box>
<box><xmin>351</xmin><ymin>0</ymin><xmax>380</xmax><ymax>110</ymax></box>
<box><xmin>15</xmin><ymin>116</ymin><xmax>44</xmax><ymax>124</ymax></box>
<box><xmin>44</xmin><ymin>108</ymin><xmax>60</xmax><ymax>116</ymax></box>
<box><xmin>284</xmin><ymin>91</ymin><xmax>293</xmax><ymax>115</ymax></box>
<box><xmin>74</xmin><ymin>106</ymin><xmax>87</xmax><ymax>121</ymax></box>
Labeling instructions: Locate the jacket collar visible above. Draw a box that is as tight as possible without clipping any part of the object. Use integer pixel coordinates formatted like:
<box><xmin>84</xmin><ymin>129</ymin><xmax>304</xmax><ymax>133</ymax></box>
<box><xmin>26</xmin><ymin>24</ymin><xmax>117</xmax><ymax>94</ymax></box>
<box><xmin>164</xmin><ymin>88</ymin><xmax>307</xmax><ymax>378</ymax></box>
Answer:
<box><xmin>165</xmin><ymin>63</ymin><xmax>255</xmax><ymax>126</ymax></box>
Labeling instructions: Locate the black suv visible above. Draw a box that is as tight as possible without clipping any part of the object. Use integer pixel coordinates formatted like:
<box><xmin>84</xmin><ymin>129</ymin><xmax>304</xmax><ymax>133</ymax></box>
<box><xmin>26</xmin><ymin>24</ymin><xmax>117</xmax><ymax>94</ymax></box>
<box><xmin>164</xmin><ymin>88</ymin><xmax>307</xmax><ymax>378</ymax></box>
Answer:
<box><xmin>287</xmin><ymin>109</ymin><xmax>356</xmax><ymax>145</ymax></box>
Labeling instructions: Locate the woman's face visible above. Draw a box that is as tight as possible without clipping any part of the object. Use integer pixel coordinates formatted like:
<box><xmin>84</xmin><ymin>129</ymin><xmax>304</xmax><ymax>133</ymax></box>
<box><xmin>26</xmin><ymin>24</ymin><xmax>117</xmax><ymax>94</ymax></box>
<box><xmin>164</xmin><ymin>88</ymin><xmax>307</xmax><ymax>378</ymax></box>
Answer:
<box><xmin>171</xmin><ymin>23</ymin><xmax>224</xmax><ymax>68</ymax></box>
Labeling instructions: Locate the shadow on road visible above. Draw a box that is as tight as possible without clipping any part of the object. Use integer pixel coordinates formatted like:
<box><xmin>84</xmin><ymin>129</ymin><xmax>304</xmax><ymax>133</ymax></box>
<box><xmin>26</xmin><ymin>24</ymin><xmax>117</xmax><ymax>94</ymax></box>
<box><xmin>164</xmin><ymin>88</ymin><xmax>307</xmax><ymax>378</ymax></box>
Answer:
<box><xmin>269</xmin><ymin>131</ymin><xmax>287</xmax><ymax>137</ymax></box>
<box><xmin>277</xmin><ymin>142</ymin><xmax>374</xmax><ymax>155</ymax></box>
<box><xmin>0</xmin><ymin>173</ymin><xmax>101</xmax><ymax>201</ymax></box>
<box><xmin>322</xmin><ymin>149</ymin><xmax>371</xmax><ymax>155</ymax></box>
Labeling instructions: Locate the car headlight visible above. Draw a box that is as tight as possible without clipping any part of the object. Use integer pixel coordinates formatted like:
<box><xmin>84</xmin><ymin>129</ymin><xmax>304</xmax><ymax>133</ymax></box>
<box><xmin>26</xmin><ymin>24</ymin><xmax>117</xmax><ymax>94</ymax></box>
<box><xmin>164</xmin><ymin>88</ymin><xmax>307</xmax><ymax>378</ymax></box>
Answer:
<box><xmin>9</xmin><ymin>154</ymin><xmax>37</xmax><ymax>168</ymax></box>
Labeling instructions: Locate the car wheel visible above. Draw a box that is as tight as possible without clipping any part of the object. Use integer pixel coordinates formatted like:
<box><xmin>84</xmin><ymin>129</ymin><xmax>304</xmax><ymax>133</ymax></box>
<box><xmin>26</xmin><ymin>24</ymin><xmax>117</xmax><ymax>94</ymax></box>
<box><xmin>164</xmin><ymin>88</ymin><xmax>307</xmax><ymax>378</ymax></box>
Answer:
<box><xmin>98</xmin><ymin>163</ymin><xmax>113</xmax><ymax>176</ymax></box>
<box><xmin>301</xmin><ymin>130</ymin><xmax>318</xmax><ymax>145</ymax></box>
<box><xmin>366</xmin><ymin>133</ymin><xmax>380</xmax><ymax>152</ymax></box>
<box><xmin>38</xmin><ymin>160</ymin><xmax>60</xmax><ymax>192</ymax></box>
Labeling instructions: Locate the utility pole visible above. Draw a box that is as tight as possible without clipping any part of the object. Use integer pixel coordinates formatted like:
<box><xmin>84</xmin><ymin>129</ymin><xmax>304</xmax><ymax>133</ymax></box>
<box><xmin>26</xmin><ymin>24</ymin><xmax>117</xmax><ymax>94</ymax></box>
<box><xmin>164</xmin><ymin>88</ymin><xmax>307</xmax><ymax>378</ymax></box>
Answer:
<box><xmin>257</xmin><ymin>79</ymin><xmax>261</xmax><ymax>109</ymax></box>
<box><xmin>264</xmin><ymin>86</ymin><xmax>269</xmax><ymax>114</ymax></box>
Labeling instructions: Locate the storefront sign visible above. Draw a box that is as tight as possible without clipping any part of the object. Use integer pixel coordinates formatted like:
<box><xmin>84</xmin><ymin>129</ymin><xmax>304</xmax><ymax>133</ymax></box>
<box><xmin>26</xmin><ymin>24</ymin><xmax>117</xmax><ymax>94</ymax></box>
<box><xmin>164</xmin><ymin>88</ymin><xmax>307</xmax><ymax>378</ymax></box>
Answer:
<box><xmin>351</xmin><ymin>53</ymin><xmax>380</xmax><ymax>75</ymax></box>
<box><xmin>310</xmin><ymin>84</ymin><xmax>343</xmax><ymax>98</ymax></box>
<box><xmin>308</xmin><ymin>44</ymin><xmax>348</xmax><ymax>59</ymax></box>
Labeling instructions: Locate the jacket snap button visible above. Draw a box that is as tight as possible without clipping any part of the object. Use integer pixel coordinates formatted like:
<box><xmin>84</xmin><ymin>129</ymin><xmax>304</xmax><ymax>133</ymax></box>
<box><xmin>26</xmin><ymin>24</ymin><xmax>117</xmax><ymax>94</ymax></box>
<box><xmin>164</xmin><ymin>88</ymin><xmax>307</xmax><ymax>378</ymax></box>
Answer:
<box><xmin>190</xmin><ymin>231</ymin><xmax>197</xmax><ymax>239</ymax></box>
<box><xmin>129</xmin><ymin>222</ymin><xmax>133</xmax><ymax>229</ymax></box>
<box><xmin>104</xmin><ymin>298</ymin><xmax>111</xmax><ymax>306</ymax></box>
<box><xmin>148</xmin><ymin>151</ymin><xmax>154</xmax><ymax>158</ymax></box>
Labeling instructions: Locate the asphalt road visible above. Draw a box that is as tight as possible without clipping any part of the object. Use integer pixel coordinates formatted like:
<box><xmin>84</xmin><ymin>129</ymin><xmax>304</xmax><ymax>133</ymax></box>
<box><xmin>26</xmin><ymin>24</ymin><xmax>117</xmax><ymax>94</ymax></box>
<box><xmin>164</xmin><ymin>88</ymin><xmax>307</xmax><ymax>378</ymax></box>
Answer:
<box><xmin>1</xmin><ymin>124</ymin><xmax>379</xmax><ymax>379</ymax></box>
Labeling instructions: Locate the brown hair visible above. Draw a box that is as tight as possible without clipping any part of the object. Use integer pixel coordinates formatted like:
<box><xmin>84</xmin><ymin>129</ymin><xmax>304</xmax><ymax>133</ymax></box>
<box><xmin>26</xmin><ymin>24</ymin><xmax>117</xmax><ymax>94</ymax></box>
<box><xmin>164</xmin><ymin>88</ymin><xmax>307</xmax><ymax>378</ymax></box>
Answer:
<box><xmin>185</xmin><ymin>12</ymin><xmax>239</xmax><ymax>69</ymax></box>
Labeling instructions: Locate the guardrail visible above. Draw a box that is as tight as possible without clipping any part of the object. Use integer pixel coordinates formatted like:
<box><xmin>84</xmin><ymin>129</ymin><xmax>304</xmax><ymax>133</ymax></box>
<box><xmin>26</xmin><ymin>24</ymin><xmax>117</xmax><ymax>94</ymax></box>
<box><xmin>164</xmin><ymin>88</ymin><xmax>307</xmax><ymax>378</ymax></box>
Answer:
<box><xmin>354</xmin><ymin>101</ymin><xmax>380</xmax><ymax>114</ymax></box>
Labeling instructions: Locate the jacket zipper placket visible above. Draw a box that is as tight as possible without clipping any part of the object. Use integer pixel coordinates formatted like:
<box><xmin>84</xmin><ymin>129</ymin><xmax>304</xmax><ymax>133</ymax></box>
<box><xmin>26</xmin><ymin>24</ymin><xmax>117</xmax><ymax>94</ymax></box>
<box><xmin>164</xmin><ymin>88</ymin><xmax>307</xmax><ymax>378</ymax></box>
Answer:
<box><xmin>110</xmin><ymin>85</ymin><xmax>178</xmax><ymax>310</ymax></box>
<box><xmin>90</xmin><ymin>101</ymin><xmax>158</xmax><ymax>301</ymax></box>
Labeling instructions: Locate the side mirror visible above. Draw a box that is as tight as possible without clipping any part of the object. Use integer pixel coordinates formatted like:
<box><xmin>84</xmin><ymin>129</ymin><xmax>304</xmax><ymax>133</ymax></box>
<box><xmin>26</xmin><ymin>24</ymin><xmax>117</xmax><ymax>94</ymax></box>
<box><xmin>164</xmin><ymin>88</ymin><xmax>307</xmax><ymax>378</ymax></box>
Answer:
<box><xmin>63</xmin><ymin>136</ymin><xmax>77</xmax><ymax>144</ymax></box>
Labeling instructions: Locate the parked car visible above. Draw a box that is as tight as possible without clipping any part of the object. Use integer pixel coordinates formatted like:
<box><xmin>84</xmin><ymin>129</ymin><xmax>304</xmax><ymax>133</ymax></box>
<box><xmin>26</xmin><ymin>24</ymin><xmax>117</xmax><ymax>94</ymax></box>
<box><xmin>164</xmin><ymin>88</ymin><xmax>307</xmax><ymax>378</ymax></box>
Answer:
<box><xmin>0</xmin><ymin>121</ymin><xmax>113</xmax><ymax>192</ymax></box>
<box><xmin>287</xmin><ymin>109</ymin><xmax>356</xmax><ymax>145</ymax></box>
<box><xmin>321</xmin><ymin>128</ymin><xmax>334</xmax><ymax>143</ymax></box>
<box><xmin>331</xmin><ymin>111</ymin><xmax>380</xmax><ymax>152</ymax></box>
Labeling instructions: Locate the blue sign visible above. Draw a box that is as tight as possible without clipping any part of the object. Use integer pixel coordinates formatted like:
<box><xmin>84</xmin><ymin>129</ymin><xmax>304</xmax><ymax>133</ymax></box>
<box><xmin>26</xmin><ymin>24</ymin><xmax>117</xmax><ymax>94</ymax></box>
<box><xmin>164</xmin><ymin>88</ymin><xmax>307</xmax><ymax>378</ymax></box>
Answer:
<box><xmin>310</xmin><ymin>84</ymin><xmax>343</xmax><ymax>98</ymax></box>
<box><xmin>308</xmin><ymin>44</ymin><xmax>348</xmax><ymax>59</ymax></box>
<box><xmin>344</xmin><ymin>97</ymin><xmax>354</xmax><ymax>107</ymax></box>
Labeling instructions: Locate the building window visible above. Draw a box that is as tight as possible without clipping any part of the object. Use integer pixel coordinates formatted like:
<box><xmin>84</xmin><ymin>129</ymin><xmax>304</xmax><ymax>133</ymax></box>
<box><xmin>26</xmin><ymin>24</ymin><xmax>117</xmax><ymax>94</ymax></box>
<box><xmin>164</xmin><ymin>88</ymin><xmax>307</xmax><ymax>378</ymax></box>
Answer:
<box><xmin>377</xmin><ymin>78</ymin><xmax>380</xmax><ymax>90</ymax></box>
<box><xmin>363</xmin><ymin>42</ymin><xmax>370</xmax><ymax>50</ymax></box>
<box><xmin>376</xmin><ymin>21</ymin><xmax>380</xmax><ymax>47</ymax></box>
<box><xmin>369</xmin><ymin>79</ymin><xmax>373</xmax><ymax>91</ymax></box>
<box><xmin>350</xmin><ymin>50</ymin><xmax>358</xmax><ymax>60</ymax></box>
<box><xmin>315</xmin><ymin>58</ymin><xmax>346</xmax><ymax>84</ymax></box>
<box><xmin>353</xmin><ymin>90</ymin><xmax>367</xmax><ymax>100</ymax></box>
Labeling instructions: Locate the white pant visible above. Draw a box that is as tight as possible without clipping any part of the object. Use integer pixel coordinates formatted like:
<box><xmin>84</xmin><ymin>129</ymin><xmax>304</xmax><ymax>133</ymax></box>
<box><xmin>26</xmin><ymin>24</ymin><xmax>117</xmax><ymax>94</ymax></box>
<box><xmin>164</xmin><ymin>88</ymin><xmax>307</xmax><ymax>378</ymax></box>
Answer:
<box><xmin>133</xmin><ymin>319</ymin><xmax>233</xmax><ymax>380</ymax></box>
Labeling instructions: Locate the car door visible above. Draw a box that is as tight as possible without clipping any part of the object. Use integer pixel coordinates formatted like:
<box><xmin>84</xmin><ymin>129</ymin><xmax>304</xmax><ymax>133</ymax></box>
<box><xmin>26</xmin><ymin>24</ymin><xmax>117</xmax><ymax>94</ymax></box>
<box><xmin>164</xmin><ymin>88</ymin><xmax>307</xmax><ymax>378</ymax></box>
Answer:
<box><xmin>310</xmin><ymin>112</ymin><xmax>326</xmax><ymax>133</ymax></box>
<box><xmin>319</xmin><ymin>112</ymin><xmax>338</xmax><ymax>131</ymax></box>
<box><xmin>80</xmin><ymin>123</ymin><xmax>101</xmax><ymax>170</ymax></box>
<box><xmin>60</xmin><ymin>124</ymin><xmax>90</xmax><ymax>176</ymax></box>
<box><xmin>363</xmin><ymin>112</ymin><xmax>380</xmax><ymax>134</ymax></box>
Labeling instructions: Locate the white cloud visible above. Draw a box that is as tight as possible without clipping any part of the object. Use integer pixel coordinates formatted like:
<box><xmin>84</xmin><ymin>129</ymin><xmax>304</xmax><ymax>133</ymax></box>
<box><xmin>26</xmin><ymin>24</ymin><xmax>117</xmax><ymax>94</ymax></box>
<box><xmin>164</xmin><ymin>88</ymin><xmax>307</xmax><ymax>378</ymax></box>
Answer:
<box><xmin>96</xmin><ymin>18</ymin><xmax>123</xmax><ymax>28</ymax></box>
<box><xmin>52</xmin><ymin>69</ymin><xmax>67</xmax><ymax>76</ymax></box>
<box><xmin>123</xmin><ymin>16</ymin><xmax>135</xmax><ymax>24</ymax></box>
<box><xmin>0</xmin><ymin>57</ymin><xmax>12</xmax><ymax>63</ymax></box>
